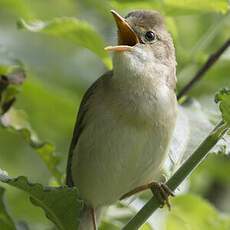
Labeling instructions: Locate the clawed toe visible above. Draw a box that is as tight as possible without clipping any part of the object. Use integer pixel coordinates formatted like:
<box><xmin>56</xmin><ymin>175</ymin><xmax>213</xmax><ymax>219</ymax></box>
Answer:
<box><xmin>150</xmin><ymin>182</ymin><xmax>174</xmax><ymax>210</ymax></box>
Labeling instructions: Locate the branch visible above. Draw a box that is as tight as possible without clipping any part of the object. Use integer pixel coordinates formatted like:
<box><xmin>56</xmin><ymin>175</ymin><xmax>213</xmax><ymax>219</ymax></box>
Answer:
<box><xmin>177</xmin><ymin>39</ymin><xmax>230</xmax><ymax>100</ymax></box>
<box><xmin>123</xmin><ymin>120</ymin><xmax>229</xmax><ymax>230</ymax></box>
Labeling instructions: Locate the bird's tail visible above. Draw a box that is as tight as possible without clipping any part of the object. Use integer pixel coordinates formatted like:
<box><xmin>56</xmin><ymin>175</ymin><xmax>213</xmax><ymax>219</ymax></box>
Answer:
<box><xmin>78</xmin><ymin>206</ymin><xmax>102</xmax><ymax>230</ymax></box>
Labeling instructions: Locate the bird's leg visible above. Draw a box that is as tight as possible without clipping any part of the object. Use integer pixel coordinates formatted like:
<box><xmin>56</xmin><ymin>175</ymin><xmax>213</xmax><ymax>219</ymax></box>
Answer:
<box><xmin>120</xmin><ymin>182</ymin><xmax>174</xmax><ymax>209</ymax></box>
<box><xmin>120</xmin><ymin>183</ymin><xmax>153</xmax><ymax>200</ymax></box>
<box><xmin>90</xmin><ymin>207</ymin><xmax>97</xmax><ymax>230</ymax></box>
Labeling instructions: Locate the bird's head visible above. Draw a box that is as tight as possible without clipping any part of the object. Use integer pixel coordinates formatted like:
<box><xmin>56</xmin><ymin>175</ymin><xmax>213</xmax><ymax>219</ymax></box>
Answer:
<box><xmin>105</xmin><ymin>10</ymin><xmax>176</xmax><ymax>75</ymax></box>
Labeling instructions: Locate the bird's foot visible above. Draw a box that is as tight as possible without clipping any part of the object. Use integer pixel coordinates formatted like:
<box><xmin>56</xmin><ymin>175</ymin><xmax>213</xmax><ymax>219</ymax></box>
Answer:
<box><xmin>151</xmin><ymin>182</ymin><xmax>174</xmax><ymax>210</ymax></box>
<box><xmin>120</xmin><ymin>181</ymin><xmax>174</xmax><ymax>210</ymax></box>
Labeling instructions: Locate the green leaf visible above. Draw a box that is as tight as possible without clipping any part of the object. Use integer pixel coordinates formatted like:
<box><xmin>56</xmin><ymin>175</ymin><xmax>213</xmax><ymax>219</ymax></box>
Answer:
<box><xmin>111</xmin><ymin>0</ymin><xmax>163</xmax><ymax>12</ymax></box>
<box><xmin>18</xmin><ymin>17</ymin><xmax>112</xmax><ymax>68</ymax></box>
<box><xmin>0</xmin><ymin>187</ymin><xmax>16</xmax><ymax>230</ymax></box>
<box><xmin>164</xmin><ymin>0</ymin><xmax>228</xmax><ymax>14</ymax></box>
<box><xmin>0</xmin><ymin>68</ymin><xmax>25</xmax><ymax>115</ymax></box>
<box><xmin>0</xmin><ymin>66</ymin><xmax>62</xmax><ymax>183</ymax></box>
<box><xmin>111</xmin><ymin>0</ymin><xmax>229</xmax><ymax>15</ymax></box>
<box><xmin>140</xmin><ymin>223</ymin><xmax>153</xmax><ymax>230</ymax></box>
<box><xmin>215</xmin><ymin>88</ymin><xmax>230</xmax><ymax>125</ymax></box>
<box><xmin>100</xmin><ymin>221</ymin><xmax>121</xmax><ymax>230</ymax></box>
<box><xmin>0</xmin><ymin>169</ymin><xmax>84</xmax><ymax>230</ymax></box>
<box><xmin>190</xmin><ymin>154</ymin><xmax>230</xmax><ymax>195</ymax></box>
<box><xmin>166</xmin><ymin>194</ymin><xmax>230</xmax><ymax>230</ymax></box>
<box><xmin>0</xmin><ymin>0</ymin><xmax>35</xmax><ymax>18</ymax></box>
<box><xmin>168</xmin><ymin>101</ymin><xmax>213</xmax><ymax>173</ymax></box>
<box><xmin>167</xmin><ymin>97</ymin><xmax>230</xmax><ymax>179</ymax></box>
<box><xmin>0</xmin><ymin>108</ymin><xmax>62</xmax><ymax>183</ymax></box>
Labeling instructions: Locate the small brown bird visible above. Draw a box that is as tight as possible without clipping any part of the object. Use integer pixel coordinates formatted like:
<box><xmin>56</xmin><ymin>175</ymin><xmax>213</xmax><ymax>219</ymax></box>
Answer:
<box><xmin>66</xmin><ymin>10</ymin><xmax>177</xmax><ymax>229</ymax></box>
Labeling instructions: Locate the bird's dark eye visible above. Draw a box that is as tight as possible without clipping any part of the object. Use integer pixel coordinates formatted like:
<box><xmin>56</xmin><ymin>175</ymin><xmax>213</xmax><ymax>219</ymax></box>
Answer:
<box><xmin>144</xmin><ymin>31</ymin><xmax>156</xmax><ymax>42</ymax></box>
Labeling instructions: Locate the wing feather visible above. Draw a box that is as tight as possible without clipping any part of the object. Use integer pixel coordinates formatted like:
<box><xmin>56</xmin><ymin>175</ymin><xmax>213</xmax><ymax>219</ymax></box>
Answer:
<box><xmin>66</xmin><ymin>71</ymin><xmax>113</xmax><ymax>186</ymax></box>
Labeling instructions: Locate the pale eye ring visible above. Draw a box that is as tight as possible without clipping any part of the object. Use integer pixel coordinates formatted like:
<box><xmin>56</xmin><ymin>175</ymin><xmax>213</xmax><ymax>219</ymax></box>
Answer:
<box><xmin>144</xmin><ymin>31</ymin><xmax>156</xmax><ymax>42</ymax></box>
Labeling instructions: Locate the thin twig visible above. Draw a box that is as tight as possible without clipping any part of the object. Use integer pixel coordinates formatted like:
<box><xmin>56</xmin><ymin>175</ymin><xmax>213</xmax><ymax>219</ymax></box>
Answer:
<box><xmin>177</xmin><ymin>38</ymin><xmax>230</xmax><ymax>100</ymax></box>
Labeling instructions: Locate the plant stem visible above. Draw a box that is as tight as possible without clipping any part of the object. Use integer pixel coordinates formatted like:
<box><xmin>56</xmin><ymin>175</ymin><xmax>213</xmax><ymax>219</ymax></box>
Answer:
<box><xmin>122</xmin><ymin>120</ymin><xmax>229</xmax><ymax>230</ymax></box>
<box><xmin>177</xmin><ymin>38</ymin><xmax>230</xmax><ymax>100</ymax></box>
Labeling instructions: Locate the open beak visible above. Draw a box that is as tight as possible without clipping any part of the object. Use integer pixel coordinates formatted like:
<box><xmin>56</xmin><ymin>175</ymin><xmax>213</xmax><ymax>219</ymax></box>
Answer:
<box><xmin>105</xmin><ymin>10</ymin><xmax>139</xmax><ymax>52</ymax></box>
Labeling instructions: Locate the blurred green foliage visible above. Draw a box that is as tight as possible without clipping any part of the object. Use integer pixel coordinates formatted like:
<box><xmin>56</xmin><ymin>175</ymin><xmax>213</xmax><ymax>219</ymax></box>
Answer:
<box><xmin>17</xmin><ymin>17</ymin><xmax>111</xmax><ymax>68</ymax></box>
<box><xmin>0</xmin><ymin>187</ymin><xmax>16</xmax><ymax>230</ymax></box>
<box><xmin>166</xmin><ymin>194</ymin><xmax>230</xmax><ymax>230</ymax></box>
<box><xmin>0</xmin><ymin>0</ymin><xmax>229</xmax><ymax>229</ymax></box>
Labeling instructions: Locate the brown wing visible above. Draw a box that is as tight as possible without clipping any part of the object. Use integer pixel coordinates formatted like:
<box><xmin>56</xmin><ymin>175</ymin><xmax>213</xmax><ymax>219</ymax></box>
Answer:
<box><xmin>66</xmin><ymin>71</ymin><xmax>113</xmax><ymax>186</ymax></box>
